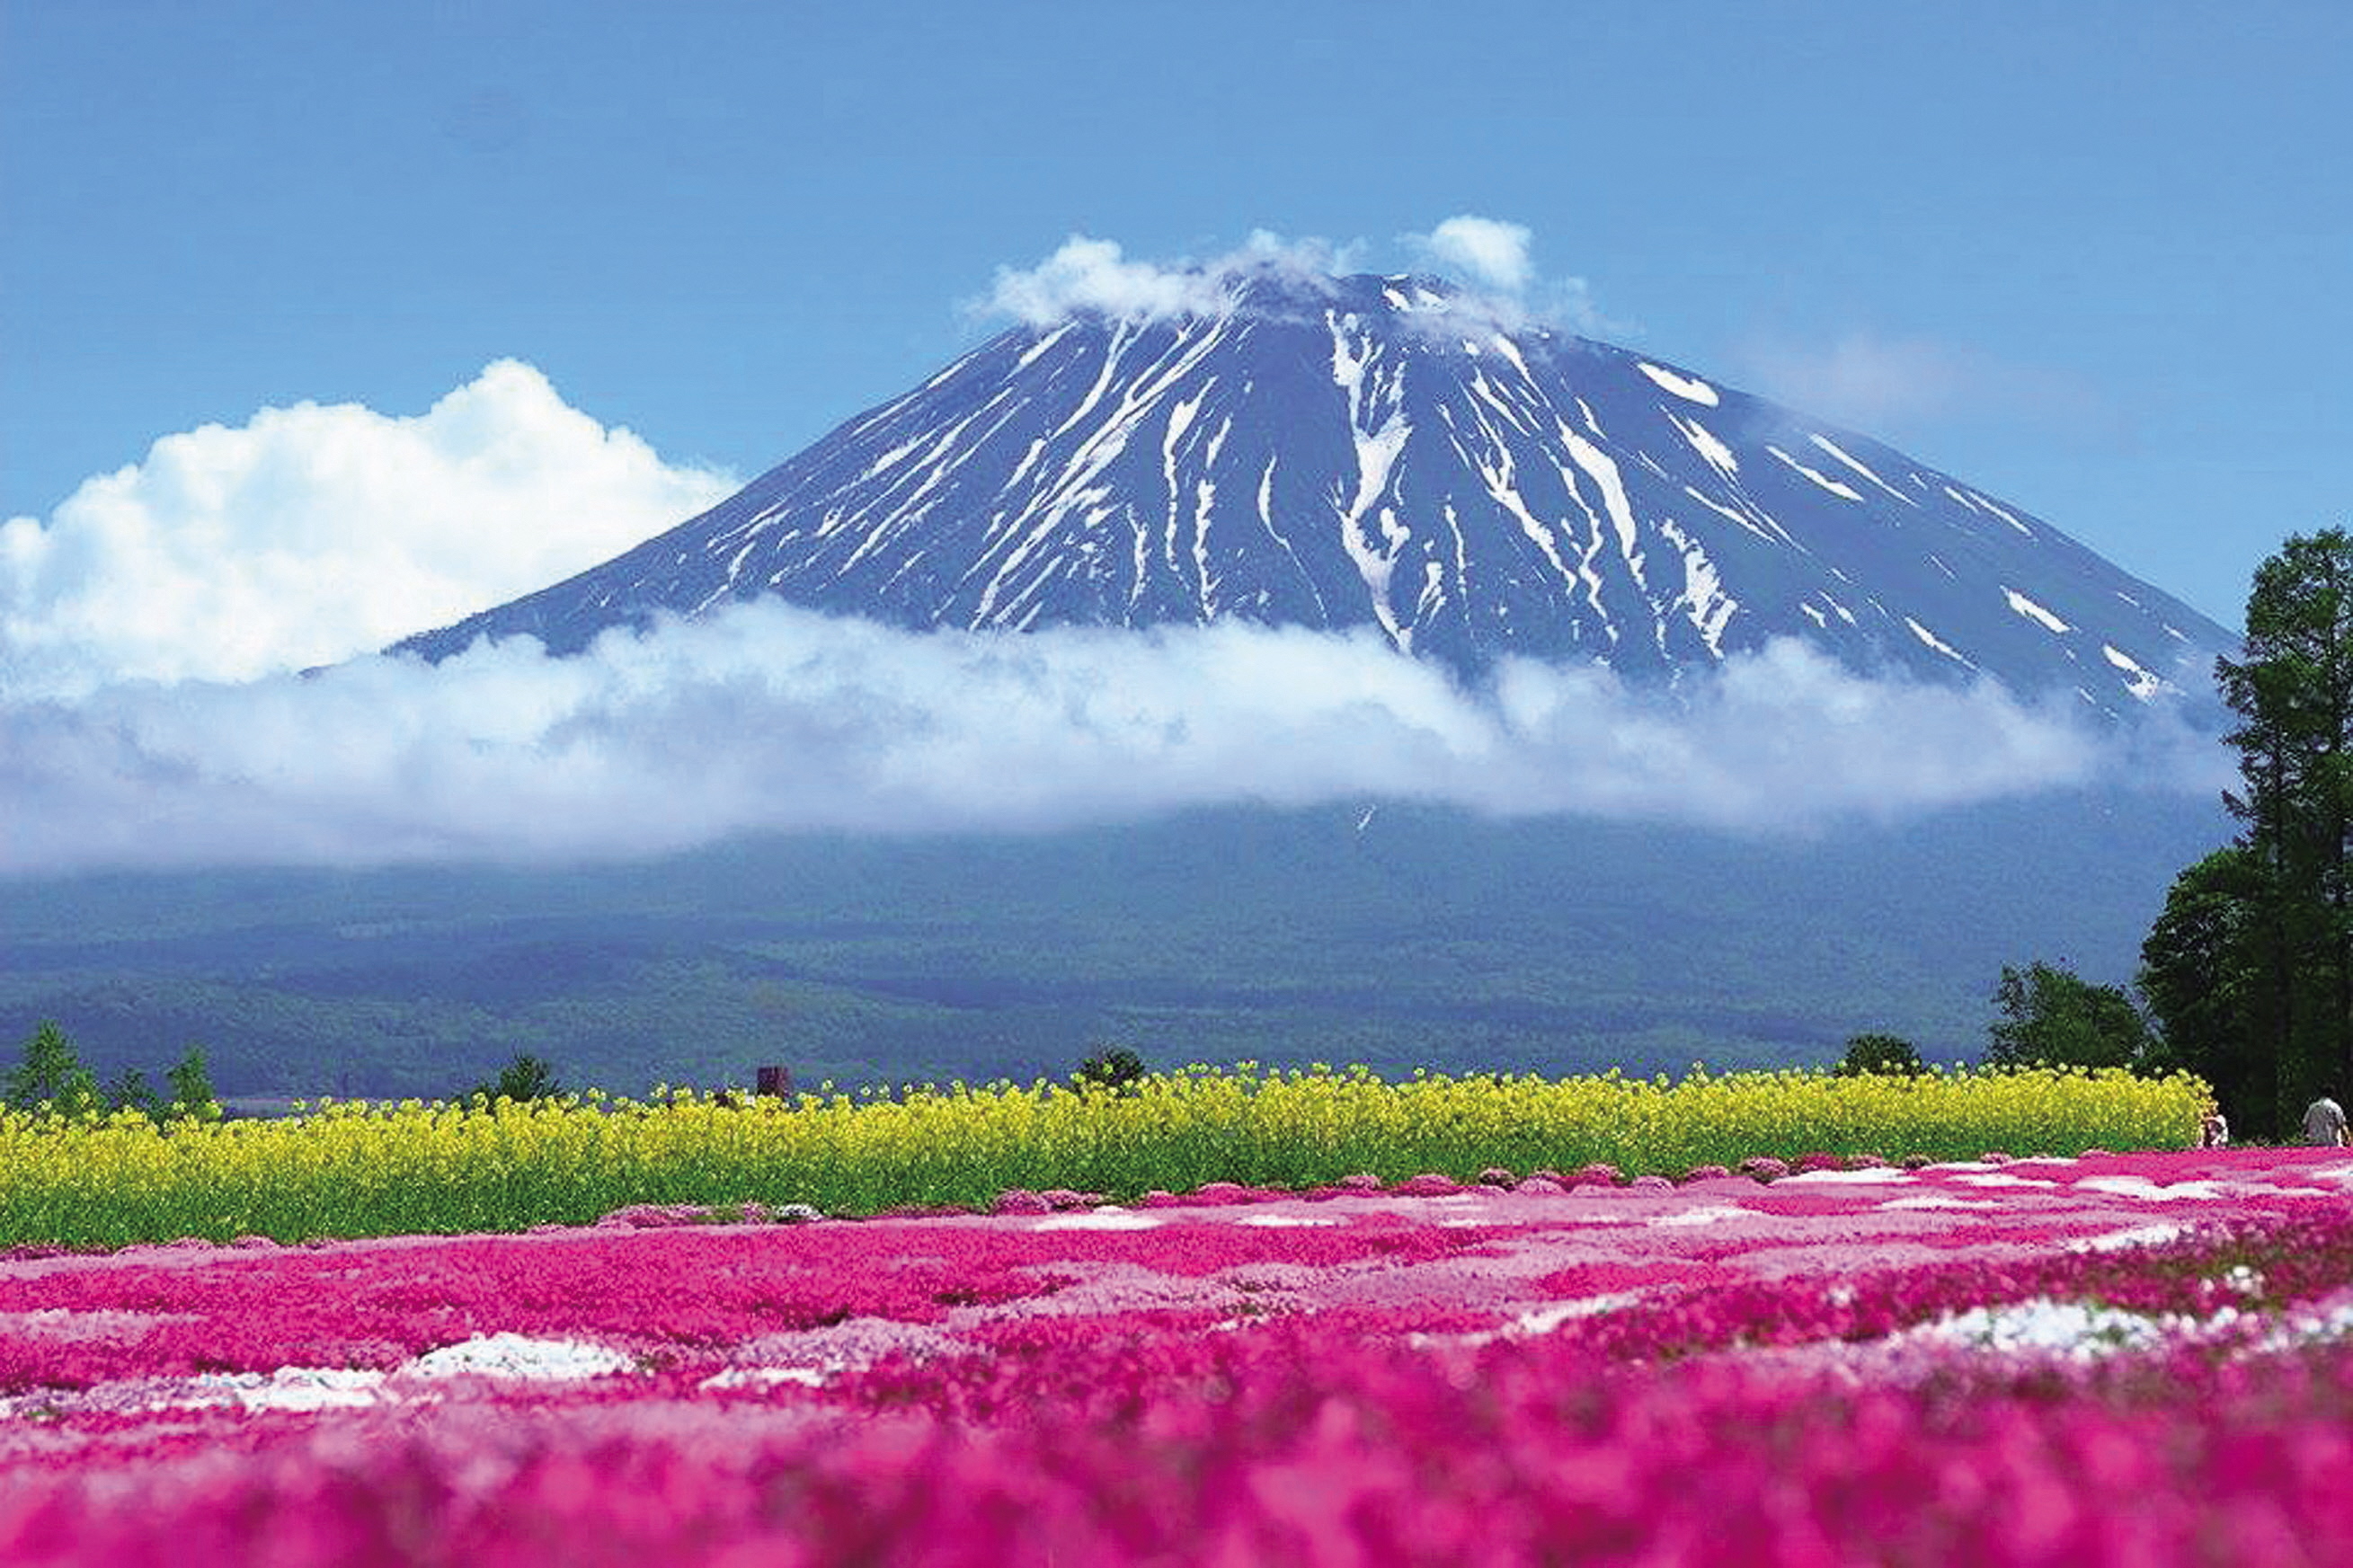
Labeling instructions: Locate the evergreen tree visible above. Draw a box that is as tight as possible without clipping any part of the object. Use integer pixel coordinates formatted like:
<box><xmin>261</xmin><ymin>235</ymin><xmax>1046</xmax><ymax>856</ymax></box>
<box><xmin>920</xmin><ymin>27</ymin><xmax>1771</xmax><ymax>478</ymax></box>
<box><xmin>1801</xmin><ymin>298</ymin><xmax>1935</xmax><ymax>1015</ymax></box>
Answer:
<box><xmin>104</xmin><ymin>1067</ymin><xmax>160</xmax><ymax>1121</ymax></box>
<box><xmin>471</xmin><ymin>1053</ymin><xmax>563</xmax><ymax>1107</ymax></box>
<box><xmin>1072</xmin><ymin>1046</ymin><xmax>1148</xmax><ymax>1095</ymax></box>
<box><xmin>2140</xmin><ymin>846</ymin><xmax>2275</xmax><ymax>1134</ymax></box>
<box><xmin>2209</xmin><ymin>527</ymin><xmax>2353</xmax><ymax>1125</ymax></box>
<box><xmin>5</xmin><ymin>1021</ymin><xmax>102</xmax><ymax>1116</ymax></box>
<box><xmin>164</xmin><ymin>1047</ymin><xmax>220</xmax><ymax>1121</ymax></box>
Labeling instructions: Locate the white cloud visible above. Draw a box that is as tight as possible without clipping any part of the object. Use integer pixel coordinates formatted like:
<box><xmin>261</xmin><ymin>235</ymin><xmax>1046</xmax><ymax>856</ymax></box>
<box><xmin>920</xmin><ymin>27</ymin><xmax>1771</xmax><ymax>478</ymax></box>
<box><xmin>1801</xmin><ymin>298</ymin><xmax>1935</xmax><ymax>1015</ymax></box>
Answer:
<box><xmin>975</xmin><ymin>223</ymin><xmax>1612</xmax><ymax>334</ymax></box>
<box><xmin>1417</xmin><ymin>215</ymin><xmax>1535</xmax><ymax>294</ymax></box>
<box><xmin>1399</xmin><ymin>215</ymin><xmax>1605</xmax><ymax>332</ymax></box>
<box><xmin>981</xmin><ymin>235</ymin><xmax>1234</xmax><ymax>327</ymax></box>
<box><xmin>0</xmin><ymin>360</ymin><xmax>734</xmax><ymax>699</ymax></box>
<box><xmin>978</xmin><ymin>233</ymin><xmax>1354</xmax><ymax>327</ymax></box>
<box><xmin>0</xmin><ymin>600</ymin><xmax>2219</xmax><ymax>877</ymax></box>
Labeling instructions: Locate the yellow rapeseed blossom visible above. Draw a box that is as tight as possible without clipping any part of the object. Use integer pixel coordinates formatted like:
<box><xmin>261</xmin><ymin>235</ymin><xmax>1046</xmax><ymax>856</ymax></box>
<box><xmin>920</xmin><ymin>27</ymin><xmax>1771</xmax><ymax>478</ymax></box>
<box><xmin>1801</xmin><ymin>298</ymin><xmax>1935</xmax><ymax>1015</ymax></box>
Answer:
<box><xmin>0</xmin><ymin>1064</ymin><xmax>2209</xmax><ymax>1245</ymax></box>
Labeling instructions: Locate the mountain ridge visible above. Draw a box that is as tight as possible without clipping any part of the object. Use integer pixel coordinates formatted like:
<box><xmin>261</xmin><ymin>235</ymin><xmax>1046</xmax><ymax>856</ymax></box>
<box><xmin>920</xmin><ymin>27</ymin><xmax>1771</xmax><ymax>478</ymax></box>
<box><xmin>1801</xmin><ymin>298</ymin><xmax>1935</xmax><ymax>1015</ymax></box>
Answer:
<box><xmin>397</xmin><ymin>267</ymin><xmax>2231</xmax><ymax>714</ymax></box>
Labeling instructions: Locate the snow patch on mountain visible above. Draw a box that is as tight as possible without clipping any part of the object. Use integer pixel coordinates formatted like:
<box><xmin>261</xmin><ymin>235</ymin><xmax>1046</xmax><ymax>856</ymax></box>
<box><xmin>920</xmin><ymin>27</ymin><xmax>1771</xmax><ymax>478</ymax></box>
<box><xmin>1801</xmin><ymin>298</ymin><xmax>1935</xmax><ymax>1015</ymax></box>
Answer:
<box><xmin>390</xmin><ymin>270</ymin><xmax>2229</xmax><ymax>722</ymax></box>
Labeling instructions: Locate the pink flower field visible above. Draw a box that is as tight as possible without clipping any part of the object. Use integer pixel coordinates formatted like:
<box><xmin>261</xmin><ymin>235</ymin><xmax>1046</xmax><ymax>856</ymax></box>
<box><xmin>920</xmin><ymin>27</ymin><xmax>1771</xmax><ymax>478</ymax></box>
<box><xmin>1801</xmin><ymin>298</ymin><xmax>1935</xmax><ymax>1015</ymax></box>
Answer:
<box><xmin>4</xmin><ymin>1148</ymin><xmax>2352</xmax><ymax>1565</ymax></box>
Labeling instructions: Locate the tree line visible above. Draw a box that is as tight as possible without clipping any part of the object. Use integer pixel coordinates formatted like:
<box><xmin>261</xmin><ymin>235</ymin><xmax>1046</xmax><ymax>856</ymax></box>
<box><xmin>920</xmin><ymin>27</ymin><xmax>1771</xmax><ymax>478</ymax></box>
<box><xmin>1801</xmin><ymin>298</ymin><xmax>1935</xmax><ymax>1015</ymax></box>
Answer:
<box><xmin>3</xmin><ymin>1022</ymin><xmax>218</xmax><ymax>1122</ymax></box>
<box><xmin>1841</xmin><ymin>527</ymin><xmax>2353</xmax><ymax>1141</ymax></box>
<box><xmin>2140</xmin><ymin>527</ymin><xmax>2353</xmax><ymax>1139</ymax></box>
<box><xmin>1835</xmin><ymin>956</ymin><xmax>2160</xmax><ymax>1081</ymax></box>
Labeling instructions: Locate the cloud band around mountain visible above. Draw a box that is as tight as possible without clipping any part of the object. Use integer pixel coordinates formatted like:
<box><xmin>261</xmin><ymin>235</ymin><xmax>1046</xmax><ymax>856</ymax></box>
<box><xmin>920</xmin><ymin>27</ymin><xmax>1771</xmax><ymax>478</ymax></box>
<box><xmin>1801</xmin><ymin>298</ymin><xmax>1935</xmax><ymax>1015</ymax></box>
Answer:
<box><xmin>0</xmin><ymin>598</ymin><xmax>2225</xmax><ymax>877</ymax></box>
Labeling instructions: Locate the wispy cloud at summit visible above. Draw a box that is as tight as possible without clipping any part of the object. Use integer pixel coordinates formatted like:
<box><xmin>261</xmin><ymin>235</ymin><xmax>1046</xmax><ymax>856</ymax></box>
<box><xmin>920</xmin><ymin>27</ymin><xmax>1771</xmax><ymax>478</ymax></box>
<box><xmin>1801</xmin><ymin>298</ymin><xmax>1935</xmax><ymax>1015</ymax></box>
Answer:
<box><xmin>1416</xmin><ymin>216</ymin><xmax>1535</xmax><ymax>294</ymax></box>
<box><xmin>973</xmin><ymin>220</ymin><xmax>1601</xmax><ymax>332</ymax></box>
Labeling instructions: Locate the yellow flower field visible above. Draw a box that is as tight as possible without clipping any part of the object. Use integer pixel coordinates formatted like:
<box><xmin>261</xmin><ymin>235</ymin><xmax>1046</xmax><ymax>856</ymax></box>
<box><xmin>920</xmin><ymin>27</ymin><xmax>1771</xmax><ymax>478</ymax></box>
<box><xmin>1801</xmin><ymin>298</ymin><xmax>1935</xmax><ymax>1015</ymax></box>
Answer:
<box><xmin>0</xmin><ymin>1063</ymin><xmax>2209</xmax><ymax>1245</ymax></box>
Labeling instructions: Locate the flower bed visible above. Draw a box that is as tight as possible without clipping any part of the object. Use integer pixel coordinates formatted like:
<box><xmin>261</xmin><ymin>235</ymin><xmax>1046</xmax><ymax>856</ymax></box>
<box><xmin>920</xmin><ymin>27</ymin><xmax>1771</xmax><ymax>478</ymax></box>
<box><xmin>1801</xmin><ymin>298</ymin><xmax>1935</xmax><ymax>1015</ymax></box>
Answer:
<box><xmin>0</xmin><ymin>1063</ymin><xmax>2206</xmax><ymax>1245</ymax></box>
<box><xmin>0</xmin><ymin>1147</ymin><xmax>2346</xmax><ymax>1564</ymax></box>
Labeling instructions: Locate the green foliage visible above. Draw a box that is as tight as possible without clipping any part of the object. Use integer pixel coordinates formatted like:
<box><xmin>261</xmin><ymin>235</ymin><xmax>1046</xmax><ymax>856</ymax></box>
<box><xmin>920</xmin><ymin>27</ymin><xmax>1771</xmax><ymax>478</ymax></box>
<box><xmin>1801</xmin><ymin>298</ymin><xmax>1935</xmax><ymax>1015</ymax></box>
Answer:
<box><xmin>1835</xmin><ymin>1032</ymin><xmax>1925</xmax><ymax>1076</ymax></box>
<box><xmin>472</xmin><ymin>1052</ymin><xmax>563</xmax><ymax>1107</ymax></box>
<box><xmin>103</xmin><ymin>1067</ymin><xmax>159</xmax><ymax>1120</ymax></box>
<box><xmin>2141</xmin><ymin>846</ymin><xmax>2275</xmax><ymax>1135</ymax></box>
<box><xmin>164</xmin><ymin>1048</ymin><xmax>219</xmax><ymax>1122</ymax></box>
<box><xmin>3</xmin><ymin>1023</ymin><xmax>219</xmax><ymax>1125</ymax></box>
<box><xmin>2141</xmin><ymin>527</ymin><xmax>2353</xmax><ymax>1136</ymax></box>
<box><xmin>4</xmin><ymin>1022</ymin><xmax>102</xmax><ymax>1117</ymax></box>
<box><xmin>1985</xmin><ymin>961</ymin><xmax>2155</xmax><ymax>1072</ymax></box>
<box><xmin>1072</xmin><ymin>1046</ymin><xmax>1147</xmax><ymax>1095</ymax></box>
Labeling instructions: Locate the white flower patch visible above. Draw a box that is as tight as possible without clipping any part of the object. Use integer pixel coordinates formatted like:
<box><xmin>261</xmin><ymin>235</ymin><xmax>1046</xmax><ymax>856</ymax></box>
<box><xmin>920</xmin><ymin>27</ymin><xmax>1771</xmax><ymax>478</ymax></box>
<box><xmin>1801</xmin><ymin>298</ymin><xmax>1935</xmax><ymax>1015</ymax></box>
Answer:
<box><xmin>401</xmin><ymin>1333</ymin><xmax>639</xmax><ymax>1381</ymax></box>
<box><xmin>1648</xmin><ymin>1205</ymin><xmax>1753</xmax><ymax>1228</ymax></box>
<box><xmin>1508</xmin><ymin>1294</ymin><xmax>1647</xmax><ymax>1336</ymax></box>
<box><xmin>2074</xmin><ymin>1176</ymin><xmax>2224</xmax><ymax>1201</ymax></box>
<box><xmin>2255</xmin><ymin>1298</ymin><xmax>2353</xmax><ymax>1351</ymax></box>
<box><xmin>700</xmin><ymin>1366</ymin><xmax>833</xmax><ymax>1391</ymax></box>
<box><xmin>169</xmin><ymin>1367</ymin><xmax>395</xmax><ymax>1413</ymax></box>
<box><xmin>1775</xmin><ymin>1168</ymin><xmax>1913</xmax><ymax>1186</ymax></box>
<box><xmin>1916</xmin><ymin>1298</ymin><xmax>2171</xmax><ymax>1358</ymax></box>
<box><xmin>2064</xmin><ymin>1223</ymin><xmax>2188</xmax><ymax>1253</ymax></box>
<box><xmin>1036</xmin><ymin>1210</ymin><xmax>1164</xmax><ymax>1230</ymax></box>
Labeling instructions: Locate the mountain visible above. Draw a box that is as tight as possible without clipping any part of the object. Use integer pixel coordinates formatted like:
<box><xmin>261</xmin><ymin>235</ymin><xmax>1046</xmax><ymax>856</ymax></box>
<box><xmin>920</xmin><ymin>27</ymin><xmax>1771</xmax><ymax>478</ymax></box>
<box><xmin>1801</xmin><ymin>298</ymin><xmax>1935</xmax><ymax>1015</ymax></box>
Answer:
<box><xmin>398</xmin><ymin>268</ymin><xmax>2231</xmax><ymax>713</ymax></box>
<box><xmin>18</xmin><ymin>264</ymin><xmax>2234</xmax><ymax>1102</ymax></box>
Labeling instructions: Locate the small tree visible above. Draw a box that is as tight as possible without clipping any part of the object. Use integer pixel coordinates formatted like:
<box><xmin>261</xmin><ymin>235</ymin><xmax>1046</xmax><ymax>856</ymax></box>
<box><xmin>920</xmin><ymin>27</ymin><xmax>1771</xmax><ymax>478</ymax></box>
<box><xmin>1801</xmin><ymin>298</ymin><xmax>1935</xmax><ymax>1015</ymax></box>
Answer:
<box><xmin>1986</xmin><ymin>961</ymin><xmax>2156</xmax><ymax>1071</ymax></box>
<box><xmin>1072</xmin><ymin>1047</ymin><xmax>1147</xmax><ymax>1096</ymax></box>
<box><xmin>1834</xmin><ymin>1032</ymin><xmax>1926</xmax><ymax>1076</ymax></box>
<box><xmin>164</xmin><ymin>1047</ymin><xmax>220</xmax><ymax>1121</ymax></box>
<box><xmin>104</xmin><ymin>1067</ymin><xmax>161</xmax><ymax>1120</ymax></box>
<box><xmin>6</xmin><ymin>1021</ymin><xmax>102</xmax><ymax>1117</ymax></box>
<box><xmin>472</xmin><ymin>1053</ymin><xmax>563</xmax><ymax>1107</ymax></box>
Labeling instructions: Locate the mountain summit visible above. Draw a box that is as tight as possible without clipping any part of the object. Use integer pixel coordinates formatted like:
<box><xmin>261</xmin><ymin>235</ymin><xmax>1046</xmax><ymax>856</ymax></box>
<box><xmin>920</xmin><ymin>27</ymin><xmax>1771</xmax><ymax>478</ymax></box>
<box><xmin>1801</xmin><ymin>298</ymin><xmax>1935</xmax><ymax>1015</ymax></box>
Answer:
<box><xmin>399</xmin><ymin>268</ymin><xmax>2228</xmax><ymax>713</ymax></box>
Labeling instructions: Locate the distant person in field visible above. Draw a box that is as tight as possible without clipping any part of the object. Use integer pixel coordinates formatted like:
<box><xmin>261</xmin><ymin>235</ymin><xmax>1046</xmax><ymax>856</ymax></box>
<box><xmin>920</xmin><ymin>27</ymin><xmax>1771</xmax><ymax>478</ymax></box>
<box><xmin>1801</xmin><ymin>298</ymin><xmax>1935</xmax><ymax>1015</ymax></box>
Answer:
<box><xmin>2304</xmin><ymin>1096</ymin><xmax>2349</xmax><ymax>1147</ymax></box>
<box><xmin>2199</xmin><ymin>1102</ymin><xmax>2230</xmax><ymax>1148</ymax></box>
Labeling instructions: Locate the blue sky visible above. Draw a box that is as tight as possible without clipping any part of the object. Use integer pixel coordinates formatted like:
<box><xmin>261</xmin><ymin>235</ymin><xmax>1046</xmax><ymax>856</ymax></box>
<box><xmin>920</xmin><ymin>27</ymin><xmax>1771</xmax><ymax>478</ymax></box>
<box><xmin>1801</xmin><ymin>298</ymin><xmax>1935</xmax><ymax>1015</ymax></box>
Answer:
<box><xmin>4</xmin><ymin>0</ymin><xmax>2344</xmax><ymax>633</ymax></box>
<box><xmin>3</xmin><ymin>0</ymin><xmax>2313</xmax><ymax>872</ymax></box>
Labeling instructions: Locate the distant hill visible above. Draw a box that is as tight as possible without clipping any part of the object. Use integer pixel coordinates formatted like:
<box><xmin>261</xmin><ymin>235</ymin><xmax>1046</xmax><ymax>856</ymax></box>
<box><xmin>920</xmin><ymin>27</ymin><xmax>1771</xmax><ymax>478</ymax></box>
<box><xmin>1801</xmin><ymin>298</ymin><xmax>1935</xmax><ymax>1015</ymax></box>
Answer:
<box><xmin>1</xmin><ymin>795</ymin><xmax>2226</xmax><ymax>1100</ymax></box>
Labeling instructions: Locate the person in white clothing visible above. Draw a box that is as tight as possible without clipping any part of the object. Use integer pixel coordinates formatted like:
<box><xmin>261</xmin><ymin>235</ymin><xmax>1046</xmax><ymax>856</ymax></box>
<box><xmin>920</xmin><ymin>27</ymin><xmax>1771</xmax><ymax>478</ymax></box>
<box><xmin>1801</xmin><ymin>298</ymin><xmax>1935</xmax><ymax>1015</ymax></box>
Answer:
<box><xmin>2304</xmin><ymin>1097</ymin><xmax>2349</xmax><ymax>1147</ymax></box>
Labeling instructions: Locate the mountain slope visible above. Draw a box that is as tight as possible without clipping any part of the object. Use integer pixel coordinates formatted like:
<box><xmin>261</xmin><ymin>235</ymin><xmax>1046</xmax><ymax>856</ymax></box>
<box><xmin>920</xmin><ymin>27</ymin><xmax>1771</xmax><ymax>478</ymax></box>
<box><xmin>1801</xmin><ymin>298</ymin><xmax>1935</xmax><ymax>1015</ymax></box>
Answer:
<box><xmin>2</xmin><ymin>793</ymin><xmax>2228</xmax><ymax>1098</ymax></box>
<box><xmin>400</xmin><ymin>268</ymin><xmax>2229</xmax><ymax>713</ymax></box>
